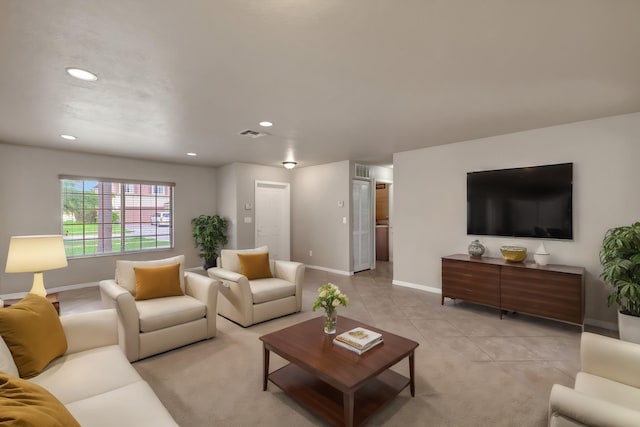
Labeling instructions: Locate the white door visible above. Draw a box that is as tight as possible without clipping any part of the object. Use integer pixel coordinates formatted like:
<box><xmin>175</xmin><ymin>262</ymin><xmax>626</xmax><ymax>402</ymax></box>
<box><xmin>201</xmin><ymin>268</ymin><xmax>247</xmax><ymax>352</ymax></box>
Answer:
<box><xmin>352</xmin><ymin>179</ymin><xmax>372</xmax><ymax>272</ymax></box>
<box><xmin>255</xmin><ymin>181</ymin><xmax>290</xmax><ymax>260</ymax></box>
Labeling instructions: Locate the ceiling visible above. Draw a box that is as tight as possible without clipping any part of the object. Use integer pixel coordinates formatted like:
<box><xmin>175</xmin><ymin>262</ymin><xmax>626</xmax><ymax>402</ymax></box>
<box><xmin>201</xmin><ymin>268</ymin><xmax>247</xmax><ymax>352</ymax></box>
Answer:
<box><xmin>1</xmin><ymin>1</ymin><xmax>639</xmax><ymax>169</ymax></box>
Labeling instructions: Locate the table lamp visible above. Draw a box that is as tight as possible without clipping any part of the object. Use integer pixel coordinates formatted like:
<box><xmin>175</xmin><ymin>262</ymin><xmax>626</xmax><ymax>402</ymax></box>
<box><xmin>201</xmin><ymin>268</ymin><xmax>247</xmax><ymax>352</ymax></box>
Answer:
<box><xmin>5</xmin><ymin>235</ymin><xmax>68</xmax><ymax>297</ymax></box>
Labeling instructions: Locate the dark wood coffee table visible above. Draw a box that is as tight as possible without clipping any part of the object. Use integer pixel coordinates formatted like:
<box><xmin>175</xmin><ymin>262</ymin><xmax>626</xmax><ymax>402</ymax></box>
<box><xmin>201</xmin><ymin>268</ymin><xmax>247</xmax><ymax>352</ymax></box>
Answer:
<box><xmin>260</xmin><ymin>316</ymin><xmax>418</xmax><ymax>427</ymax></box>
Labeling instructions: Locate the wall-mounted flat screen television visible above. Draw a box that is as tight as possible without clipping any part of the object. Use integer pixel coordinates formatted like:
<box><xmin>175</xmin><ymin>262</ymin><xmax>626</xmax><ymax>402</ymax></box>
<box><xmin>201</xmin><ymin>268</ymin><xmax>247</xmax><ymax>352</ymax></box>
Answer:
<box><xmin>467</xmin><ymin>163</ymin><xmax>573</xmax><ymax>240</ymax></box>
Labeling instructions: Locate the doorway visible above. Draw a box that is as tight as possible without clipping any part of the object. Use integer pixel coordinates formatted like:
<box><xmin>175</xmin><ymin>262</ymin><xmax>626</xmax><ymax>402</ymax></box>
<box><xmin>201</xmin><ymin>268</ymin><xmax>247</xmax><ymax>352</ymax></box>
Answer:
<box><xmin>255</xmin><ymin>180</ymin><xmax>290</xmax><ymax>260</ymax></box>
<box><xmin>375</xmin><ymin>183</ymin><xmax>390</xmax><ymax>261</ymax></box>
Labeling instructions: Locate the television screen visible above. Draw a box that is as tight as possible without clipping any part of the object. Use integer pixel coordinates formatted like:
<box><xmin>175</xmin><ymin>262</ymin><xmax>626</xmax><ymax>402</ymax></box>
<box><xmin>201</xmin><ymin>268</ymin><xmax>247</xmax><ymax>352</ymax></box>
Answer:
<box><xmin>467</xmin><ymin>163</ymin><xmax>573</xmax><ymax>239</ymax></box>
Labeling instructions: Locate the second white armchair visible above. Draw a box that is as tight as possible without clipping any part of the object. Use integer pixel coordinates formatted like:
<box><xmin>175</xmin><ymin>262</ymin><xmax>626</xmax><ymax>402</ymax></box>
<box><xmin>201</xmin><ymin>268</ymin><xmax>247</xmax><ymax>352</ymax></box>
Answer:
<box><xmin>208</xmin><ymin>246</ymin><xmax>305</xmax><ymax>327</ymax></box>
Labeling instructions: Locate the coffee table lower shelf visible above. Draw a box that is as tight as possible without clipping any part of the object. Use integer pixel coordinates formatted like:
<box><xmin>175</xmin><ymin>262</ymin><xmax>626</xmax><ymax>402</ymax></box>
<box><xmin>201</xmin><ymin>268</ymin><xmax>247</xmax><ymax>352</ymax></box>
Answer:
<box><xmin>268</xmin><ymin>363</ymin><xmax>410</xmax><ymax>427</ymax></box>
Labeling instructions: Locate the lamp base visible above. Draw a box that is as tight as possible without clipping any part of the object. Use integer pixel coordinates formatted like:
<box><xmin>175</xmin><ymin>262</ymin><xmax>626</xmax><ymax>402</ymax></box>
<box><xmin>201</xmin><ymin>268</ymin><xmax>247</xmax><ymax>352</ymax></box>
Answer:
<box><xmin>29</xmin><ymin>272</ymin><xmax>47</xmax><ymax>297</ymax></box>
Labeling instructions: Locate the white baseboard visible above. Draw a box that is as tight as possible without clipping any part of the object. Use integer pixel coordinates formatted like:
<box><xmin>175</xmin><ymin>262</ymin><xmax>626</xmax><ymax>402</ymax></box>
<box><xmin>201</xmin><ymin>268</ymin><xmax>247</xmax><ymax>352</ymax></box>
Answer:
<box><xmin>392</xmin><ymin>279</ymin><xmax>442</xmax><ymax>294</ymax></box>
<box><xmin>306</xmin><ymin>265</ymin><xmax>354</xmax><ymax>276</ymax></box>
<box><xmin>0</xmin><ymin>282</ymin><xmax>98</xmax><ymax>300</ymax></box>
<box><xmin>584</xmin><ymin>317</ymin><xmax>618</xmax><ymax>331</ymax></box>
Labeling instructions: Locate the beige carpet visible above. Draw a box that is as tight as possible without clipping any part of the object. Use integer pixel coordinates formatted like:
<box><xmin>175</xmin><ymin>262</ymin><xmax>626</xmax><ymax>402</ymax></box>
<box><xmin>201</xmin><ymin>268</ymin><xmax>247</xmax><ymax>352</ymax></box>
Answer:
<box><xmin>60</xmin><ymin>263</ymin><xmax>602</xmax><ymax>427</ymax></box>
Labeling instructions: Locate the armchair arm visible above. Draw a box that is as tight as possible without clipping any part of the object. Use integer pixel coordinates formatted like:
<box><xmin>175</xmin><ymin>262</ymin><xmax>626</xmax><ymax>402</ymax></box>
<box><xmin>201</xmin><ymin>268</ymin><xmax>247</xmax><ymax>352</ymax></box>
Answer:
<box><xmin>61</xmin><ymin>309</ymin><xmax>118</xmax><ymax>355</ymax></box>
<box><xmin>208</xmin><ymin>267</ymin><xmax>254</xmax><ymax>326</ymax></box>
<box><xmin>208</xmin><ymin>268</ymin><xmax>245</xmax><ymax>284</ymax></box>
<box><xmin>581</xmin><ymin>332</ymin><xmax>640</xmax><ymax>388</ymax></box>
<box><xmin>273</xmin><ymin>260</ymin><xmax>305</xmax><ymax>310</ymax></box>
<box><xmin>99</xmin><ymin>279</ymin><xmax>140</xmax><ymax>362</ymax></box>
<box><xmin>549</xmin><ymin>384</ymin><xmax>640</xmax><ymax>427</ymax></box>
<box><xmin>185</xmin><ymin>272</ymin><xmax>220</xmax><ymax>338</ymax></box>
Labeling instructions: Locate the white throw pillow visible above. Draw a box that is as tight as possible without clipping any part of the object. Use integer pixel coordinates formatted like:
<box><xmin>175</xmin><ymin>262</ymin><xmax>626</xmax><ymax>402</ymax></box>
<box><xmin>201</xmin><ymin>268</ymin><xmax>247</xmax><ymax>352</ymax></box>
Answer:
<box><xmin>220</xmin><ymin>246</ymin><xmax>268</xmax><ymax>274</ymax></box>
<box><xmin>0</xmin><ymin>336</ymin><xmax>20</xmax><ymax>377</ymax></box>
<box><xmin>116</xmin><ymin>255</ymin><xmax>185</xmax><ymax>296</ymax></box>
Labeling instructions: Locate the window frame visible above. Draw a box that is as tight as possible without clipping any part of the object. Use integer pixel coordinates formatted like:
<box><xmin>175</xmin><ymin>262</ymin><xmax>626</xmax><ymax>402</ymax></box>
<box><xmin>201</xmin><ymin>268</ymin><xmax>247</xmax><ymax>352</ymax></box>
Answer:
<box><xmin>60</xmin><ymin>175</ymin><xmax>175</xmax><ymax>258</ymax></box>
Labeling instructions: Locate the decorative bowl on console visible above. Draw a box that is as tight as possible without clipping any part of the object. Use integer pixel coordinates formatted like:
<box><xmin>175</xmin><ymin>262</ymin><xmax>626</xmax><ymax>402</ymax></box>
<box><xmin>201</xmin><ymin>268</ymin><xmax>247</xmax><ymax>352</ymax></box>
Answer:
<box><xmin>500</xmin><ymin>246</ymin><xmax>527</xmax><ymax>262</ymax></box>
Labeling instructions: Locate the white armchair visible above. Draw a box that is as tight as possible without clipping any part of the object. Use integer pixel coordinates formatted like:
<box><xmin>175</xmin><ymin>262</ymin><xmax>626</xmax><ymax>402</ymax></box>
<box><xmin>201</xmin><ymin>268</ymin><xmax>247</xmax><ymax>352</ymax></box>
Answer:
<box><xmin>99</xmin><ymin>255</ymin><xmax>219</xmax><ymax>362</ymax></box>
<box><xmin>208</xmin><ymin>246</ymin><xmax>305</xmax><ymax>327</ymax></box>
<box><xmin>549</xmin><ymin>332</ymin><xmax>640</xmax><ymax>427</ymax></box>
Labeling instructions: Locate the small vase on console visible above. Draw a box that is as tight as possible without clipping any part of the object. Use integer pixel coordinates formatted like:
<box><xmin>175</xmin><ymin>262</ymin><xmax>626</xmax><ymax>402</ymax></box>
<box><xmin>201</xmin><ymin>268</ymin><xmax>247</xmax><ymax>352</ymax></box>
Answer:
<box><xmin>468</xmin><ymin>240</ymin><xmax>485</xmax><ymax>258</ymax></box>
<box><xmin>534</xmin><ymin>243</ymin><xmax>550</xmax><ymax>266</ymax></box>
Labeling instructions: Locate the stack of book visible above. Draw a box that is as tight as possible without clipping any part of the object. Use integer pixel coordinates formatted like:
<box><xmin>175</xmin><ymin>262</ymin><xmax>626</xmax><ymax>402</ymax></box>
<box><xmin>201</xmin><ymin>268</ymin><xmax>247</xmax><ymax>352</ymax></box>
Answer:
<box><xmin>333</xmin><ymin>327</ymin><xmax>383</xmax><ymax>355</ymax></box>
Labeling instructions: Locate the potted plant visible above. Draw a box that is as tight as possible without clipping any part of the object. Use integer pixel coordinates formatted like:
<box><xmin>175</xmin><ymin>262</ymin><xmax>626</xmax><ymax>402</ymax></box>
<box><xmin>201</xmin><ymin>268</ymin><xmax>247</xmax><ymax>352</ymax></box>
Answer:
<box><xmin>600</xmin><ymin>221</ymin><xmax>640</xmax><ymax>343</ymax></box>
<box><xmin>191</xmin><ymin>214</ymin><xmax>229</xmax><ymax>269</ymax></box>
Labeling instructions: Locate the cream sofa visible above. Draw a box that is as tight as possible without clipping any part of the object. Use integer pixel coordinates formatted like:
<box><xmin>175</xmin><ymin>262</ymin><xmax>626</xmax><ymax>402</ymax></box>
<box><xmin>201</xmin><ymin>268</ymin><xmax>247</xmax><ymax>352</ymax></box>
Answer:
<box><xmin>99</xmin><ymin>255</ymin><xmax>220</xmax><ymax>361</ymax></box>
<box><xmin>0</xmin><ymin>309</ymin><xmax>177</xmax><ymax>427</ymax></box>
<box><xmin>549</xmin><ymin>332</ymin><xmax>640</xmax><ymax>427</ymax></box>
<box><xmin>208</xmin><ymin>246</ymin><xmax>305</xmax><ymax>327</ymax></box>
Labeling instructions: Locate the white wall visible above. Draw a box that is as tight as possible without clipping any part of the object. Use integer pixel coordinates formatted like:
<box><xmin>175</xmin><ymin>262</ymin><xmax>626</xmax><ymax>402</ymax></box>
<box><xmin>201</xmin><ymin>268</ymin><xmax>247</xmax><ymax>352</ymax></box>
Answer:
<box><xmin>292</xmin><ymin>161</ymin><xmax>351</xmax><ymax>273</ymax></box>
<box><xmin>393</xmin><ymin>113</ymin><xmax>640</xmax><ymax>326</ymax></box>
<box><xmin>216</xmin><ymin>163</ymin><xmax>291</xmax><ymax>250</ymax></box>
<box><xmin>216</xmin><ymin>163</ymin><xmax>238</xmax><ymax>249</ymax></box>
<box><xmin>0</xmin><ymin>144</ymin><xmax>217</xmax><ymax>295</ymax></box>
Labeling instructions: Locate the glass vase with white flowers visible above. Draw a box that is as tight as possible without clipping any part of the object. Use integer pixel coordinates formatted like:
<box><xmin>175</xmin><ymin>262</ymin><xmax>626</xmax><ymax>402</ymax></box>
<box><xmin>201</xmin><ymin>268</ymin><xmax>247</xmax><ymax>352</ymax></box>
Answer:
<box><xmin>312</xmin><ymin>283</ymin><xmax>349</xmax><ymax>334</ymax></box>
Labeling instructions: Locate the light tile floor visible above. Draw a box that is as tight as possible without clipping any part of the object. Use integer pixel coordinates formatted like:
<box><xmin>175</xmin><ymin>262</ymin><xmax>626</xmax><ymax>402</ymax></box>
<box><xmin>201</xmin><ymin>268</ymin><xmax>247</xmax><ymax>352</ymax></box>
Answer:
<box><xmin>55</xmin><ymin>261</ymin><xmax>618</xmax><ymax>426</ymax></box>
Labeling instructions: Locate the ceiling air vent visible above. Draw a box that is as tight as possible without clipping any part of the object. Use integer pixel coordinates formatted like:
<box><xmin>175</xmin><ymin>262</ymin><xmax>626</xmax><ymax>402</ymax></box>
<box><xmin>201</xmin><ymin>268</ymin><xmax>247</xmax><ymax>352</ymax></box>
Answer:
<box><xmin>355</xmin><ymin>164</ymin><xmax>370</xmax><ymax>178</ymax></box>
<box><xmin>238</xmin><ymin>129</ymin><xmax>269</xmax><ymax>139</ymax></box>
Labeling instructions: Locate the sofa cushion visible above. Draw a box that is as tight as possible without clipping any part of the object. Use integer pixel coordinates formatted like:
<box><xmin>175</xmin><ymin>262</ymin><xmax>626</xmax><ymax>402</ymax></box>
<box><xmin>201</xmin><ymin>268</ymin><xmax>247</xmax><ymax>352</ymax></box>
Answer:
<box><xmin>575</xmin><ymin>371</ymin><xmax>640</xmax><ymax>412</ymax></box>
<box><xmin>238</xmin><ymin>252</ymin><xmax>273</xmax><ymax>280</ymax></box>
<box><xmin>116</xmin><ymin>255</ymin><xmax>185</xmax><ymax>296</ymax></box>
<box><xmin>220</xmin><ymin>246</ymin><xmax>268</xmax><ymax>274</ymax></box>
<box><xmin>30</xmin><ymin>345</ymin><xmax>141</xmax><ymax>405</ymax></box>
<box><xmin>0</xmin><ymin>294</ymin><xmax>67</xmax><ymax>378</ymax></box>
<box><xmin>0</xmin><ymin>337</ymin><xmax>19</xmax><ymax>377</ymax></box>
<box><xmin>0</xmin><ymin>372</ymin><xmax>80</xmax><ymax>427</ymax></box>
<box><xmin>134</xmin><ymin>263</ymin><xmax>183</xmax><ymax>301</ymax></box>
<box><xmin>250</xmin><ymin>278</ymin><xmax>296</xmax><ymax>304</ymax></box>
<box><xmin>136</xmin><ymin>295</ymin><xmax>206</xmax><ymax>333</ymax></box>
<box><xmin>65</xmin><ymin>381</ymin><xmax>177</xmax><ymax>427</ymax></box>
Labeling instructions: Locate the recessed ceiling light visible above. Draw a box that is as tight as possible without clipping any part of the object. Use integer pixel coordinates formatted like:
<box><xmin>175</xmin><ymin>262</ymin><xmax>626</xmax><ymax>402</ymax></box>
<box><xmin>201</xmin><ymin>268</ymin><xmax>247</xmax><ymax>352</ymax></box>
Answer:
<box><xmin>65</xmin><ymin>67</ymin><xmax>98</xmax><ymax>81</ymax></box>
<box><xmin>259</xmin><ymin>121</ymin><xmax>273</xmax><ymax>127</ymax></box>
<box><xmin>187</xmin><ymin>152</ymin><xmax>197</xmax><ymax>156</ymax></box>
<box><xmin>60</xmin><ymin>134</ymin><xmax>77</xmax><ymax>140</ymax></box>
<box><xmin>282</xmin><ymin>161</ymin><xmax>297</xmax><ymax>169</ymax></box>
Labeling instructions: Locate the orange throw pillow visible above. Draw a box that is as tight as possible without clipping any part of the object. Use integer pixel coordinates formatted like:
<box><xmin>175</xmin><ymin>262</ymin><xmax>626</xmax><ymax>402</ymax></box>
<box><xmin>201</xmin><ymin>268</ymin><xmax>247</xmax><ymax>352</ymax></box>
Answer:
<box><xmin>0</xmin><ymin>294</ymin><xmax>67</xmax><ymax>378</ymax></box>
<box><xmin>237</xmin><ymin>252</ymin><xmax>272</xmax><ymax>280</ymax></box>
<box><xmin>134</xmin><ymin>263</ymin><xmax>183</xmax><ymax>301</ymax></box>
<box><xmin>0</xmin><ymin>372</ymin><xmax>81</xmax><ymax>427</ymax></box>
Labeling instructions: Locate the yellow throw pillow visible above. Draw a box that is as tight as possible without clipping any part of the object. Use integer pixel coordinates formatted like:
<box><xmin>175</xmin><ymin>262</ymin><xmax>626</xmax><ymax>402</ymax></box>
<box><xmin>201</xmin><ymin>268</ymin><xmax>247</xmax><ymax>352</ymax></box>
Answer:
<box><xmin>0</xmin><ymin>372</ymin><xmax>81</xmax><ymax>427</ymax></box>
<box><xmin>134</xmin><ymin>263</ymin><xmax>183</xmax><ymax>301</ymax></box>
<box><xmin>237</xmin><ymin>252</ymin><xmax>272</xmax><ymax>280</ymax></box>
<box><xmin>0</xmin><ymin>294</ymin><xmax>67</xmax><ymax>379</ymax></box>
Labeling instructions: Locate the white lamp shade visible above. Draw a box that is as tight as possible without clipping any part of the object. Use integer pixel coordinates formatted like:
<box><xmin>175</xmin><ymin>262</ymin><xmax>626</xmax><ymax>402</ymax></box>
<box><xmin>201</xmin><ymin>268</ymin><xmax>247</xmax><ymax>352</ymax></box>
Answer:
<box><xmin>5</xmin><ymin>235</ymin><xmax>68</xmax><ymax>273</ymax></box>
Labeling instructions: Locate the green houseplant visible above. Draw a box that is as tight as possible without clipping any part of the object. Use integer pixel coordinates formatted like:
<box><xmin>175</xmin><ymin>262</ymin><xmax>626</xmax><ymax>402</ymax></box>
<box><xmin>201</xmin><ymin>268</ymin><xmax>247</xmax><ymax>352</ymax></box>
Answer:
<box><xmin>600</xmin><ymin>221</ymin><xmax>640</xmax><ymax>342</ymax></box>
<box><xmin>191</xmin><ymin>215</ymin><xmax>229</xmax><ymax>269</ymax></box>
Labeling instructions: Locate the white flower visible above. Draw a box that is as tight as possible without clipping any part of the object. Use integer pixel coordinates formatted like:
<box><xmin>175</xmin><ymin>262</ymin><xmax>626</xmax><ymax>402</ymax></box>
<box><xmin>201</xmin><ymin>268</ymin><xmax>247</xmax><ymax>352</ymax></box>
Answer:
<box><xmin>332</xmin><ymin>299</ymin><xmax>340</xmax><ymax>307</ymax></box>
<box><xmin>319</xmin><ymin>290</ymin><xmax>326</xmax><ymax>298</ymax></box>
<box><xmin>335</xmin><ymin>290</ymin><xmax>341</xmax><ymax>295</ymax></box>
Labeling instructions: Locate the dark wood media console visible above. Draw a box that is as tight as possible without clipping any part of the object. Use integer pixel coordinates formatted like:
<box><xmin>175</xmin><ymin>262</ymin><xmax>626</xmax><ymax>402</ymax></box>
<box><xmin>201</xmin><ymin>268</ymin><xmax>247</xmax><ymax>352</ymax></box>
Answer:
<box><xmin>442</xmin><ymin>254</ymin><xmax>585</xmax><ymax>325</ymax></box>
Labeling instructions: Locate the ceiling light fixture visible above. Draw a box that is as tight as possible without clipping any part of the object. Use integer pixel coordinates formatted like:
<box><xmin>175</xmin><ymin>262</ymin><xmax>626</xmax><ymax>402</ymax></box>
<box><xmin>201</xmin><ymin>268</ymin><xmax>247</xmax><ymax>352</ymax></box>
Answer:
<box><xmin>60</xmin><ymin>134</ymin><xmax>77</xmax><ymax>140</ymax></box>
<box><xmin>65</xmin><ymin>67</ymin><xmax>98</xmax><ymax>81</ymax></box>
<box><xmin>259</xmin><ymin>121</ymin><xmax>273</xmax><ymax>127</ymax></box>
<box><xmin>282</xmin><ymin>161</ymin><xmax>297</xmax><ymax>169</ymax></box>
<box><xmin>187</xmin><ymin>152</ymin><xmax>197</xmax><ymax>156</ymax></box>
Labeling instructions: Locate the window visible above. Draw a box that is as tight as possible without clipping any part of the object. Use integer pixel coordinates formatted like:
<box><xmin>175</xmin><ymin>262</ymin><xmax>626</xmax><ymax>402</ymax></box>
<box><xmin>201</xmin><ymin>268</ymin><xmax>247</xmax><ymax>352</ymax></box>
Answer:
<box><xmin>60</xmin><ymin>176</ymin><xmax>174</xmax><ymax>258</ymax></box>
